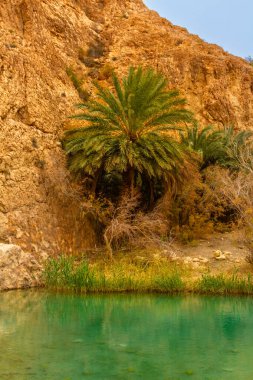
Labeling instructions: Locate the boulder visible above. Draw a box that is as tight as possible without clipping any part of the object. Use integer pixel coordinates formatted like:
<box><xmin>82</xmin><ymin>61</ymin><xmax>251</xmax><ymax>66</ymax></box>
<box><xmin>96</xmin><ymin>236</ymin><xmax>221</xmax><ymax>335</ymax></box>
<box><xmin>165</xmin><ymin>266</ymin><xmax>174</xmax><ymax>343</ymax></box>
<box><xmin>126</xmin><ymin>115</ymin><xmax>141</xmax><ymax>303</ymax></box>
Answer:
<box><xmin>0</xmin><ymin>244</ymin><xmax>48</xmax><ymax>291</ymax></box>
<box><xmin>213</xmin><ymin>250</ymin><xmax>223</xmax><ymax>258</ymax></box>
<box><xmin>215</xmin><ymin>254</ymin><xmax>226</xmax><ymax>261</ymax></box>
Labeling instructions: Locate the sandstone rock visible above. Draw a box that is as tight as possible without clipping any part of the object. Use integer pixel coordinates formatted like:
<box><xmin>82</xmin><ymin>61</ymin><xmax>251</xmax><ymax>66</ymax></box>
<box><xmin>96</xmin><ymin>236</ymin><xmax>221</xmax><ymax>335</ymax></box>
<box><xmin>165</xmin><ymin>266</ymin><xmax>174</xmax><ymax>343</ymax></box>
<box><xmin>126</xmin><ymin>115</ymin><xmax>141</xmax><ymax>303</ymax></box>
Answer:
<box><xmin>15</xmin><ymin>228</ymin><xmax>23</xmax><ymax>239</ymax></box>
<box><xmin>215</xmin><ymin>254</ymin><xmax>226</xmax><ymax>261</ymax></box>
<box><xmin>213</xmin><ymin>250</ymin><xmax>223</xmax><ymax>258</ymax></box>
<box><xmin>0</xmin><ymin>243</ymin><xmax>48</xmax><ymax>291</ymax></box>
<box><xmin>213</xmin><ymin>249</ymin><xmax>228</xmax><ymax>260</ymax></box>
<box><xmin>0</xmin><ymin>212</ymin><xmax>8</xmax><ymax>241</ymax></box>
<box><xmin>199</xmin><ymin>258</ymin><xmax>209</xmax><ymax>264</ymax></box>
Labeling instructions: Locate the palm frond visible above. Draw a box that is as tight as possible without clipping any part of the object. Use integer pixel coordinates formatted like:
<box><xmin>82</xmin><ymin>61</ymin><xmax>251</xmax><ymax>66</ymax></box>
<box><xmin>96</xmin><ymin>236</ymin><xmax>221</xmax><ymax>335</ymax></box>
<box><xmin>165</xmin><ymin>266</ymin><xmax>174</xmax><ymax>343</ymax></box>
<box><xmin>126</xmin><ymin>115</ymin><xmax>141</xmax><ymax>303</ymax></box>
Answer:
<box><xmin>63</xmin><ymin>66</ymin><xmax>193</xmax><ymax>191</ymax></box>
<box><xmin>181</xmin><ymin>123</ymin><xmax>253</xmax><ymax>170</ymax></box>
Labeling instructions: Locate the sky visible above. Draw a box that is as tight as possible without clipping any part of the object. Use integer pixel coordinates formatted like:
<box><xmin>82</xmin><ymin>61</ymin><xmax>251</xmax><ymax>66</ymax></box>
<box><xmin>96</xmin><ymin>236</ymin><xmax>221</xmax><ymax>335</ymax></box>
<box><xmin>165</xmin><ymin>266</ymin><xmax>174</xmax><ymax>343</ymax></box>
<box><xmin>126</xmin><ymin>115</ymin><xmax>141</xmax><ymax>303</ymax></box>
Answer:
<box><xmin>144</xmin><ymin>0</ymin><xmax>253</xmax><ymax>58</ymax></box>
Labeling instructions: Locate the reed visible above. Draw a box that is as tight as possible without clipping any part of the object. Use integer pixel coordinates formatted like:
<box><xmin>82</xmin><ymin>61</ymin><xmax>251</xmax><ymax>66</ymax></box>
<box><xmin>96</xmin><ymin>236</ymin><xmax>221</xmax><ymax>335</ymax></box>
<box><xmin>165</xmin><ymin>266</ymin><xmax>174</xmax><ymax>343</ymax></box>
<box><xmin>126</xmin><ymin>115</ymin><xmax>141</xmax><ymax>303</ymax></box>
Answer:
<box><xmin>197</xmin><ymin>273</ymin><xmax>253</xmax><ymax>295</ymax></box>
<box><xmin>43</xmin><ymin>255</ymin><xmax>185</xmax><ymax>293</ymax></box>
<box><xmin>44</xmin><ymin>255</ymin><xmax>253</xmax><ymax>295</ymax></box>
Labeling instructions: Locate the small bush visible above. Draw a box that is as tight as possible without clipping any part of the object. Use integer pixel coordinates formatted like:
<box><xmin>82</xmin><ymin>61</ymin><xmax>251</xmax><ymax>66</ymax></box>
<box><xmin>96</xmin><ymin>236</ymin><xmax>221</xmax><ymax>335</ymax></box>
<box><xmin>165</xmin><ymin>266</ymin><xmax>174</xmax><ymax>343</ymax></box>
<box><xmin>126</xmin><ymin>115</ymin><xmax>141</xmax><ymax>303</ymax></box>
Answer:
<box><xmin>78</xmin><ymin>48</ymin><xmax>101</xmax><ymax>68</ymax></box>
<box><xmin>87</xmin><ymin>41</ymin><xmax>105</xmax><ymax>58</ymax></box>
<box><xmin>103</xmin><ymin>192</ymin><xmax>169</xmax><ymax>257</ymax></box>
<box><xmin>245</xmin><ymin>56</ymin><xmax>253</xmax><ymax>66</ymax></box>
<box><xmin>81</xmin><ymin>56</ymin><xmax>98</xmax><ymax>68</ymax></box>
<box><xmin>171</xmin><ymin>164</ymin><xmax>240</xmax><ymax>243</ymax></box>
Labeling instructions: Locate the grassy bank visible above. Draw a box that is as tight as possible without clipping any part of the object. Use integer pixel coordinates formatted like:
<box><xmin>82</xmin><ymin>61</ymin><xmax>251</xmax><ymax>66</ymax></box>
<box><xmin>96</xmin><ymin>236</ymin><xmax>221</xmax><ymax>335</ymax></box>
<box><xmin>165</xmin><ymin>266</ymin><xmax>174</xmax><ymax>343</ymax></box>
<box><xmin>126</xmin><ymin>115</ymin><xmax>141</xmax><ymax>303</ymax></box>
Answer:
<box><xmin>43</xmin><ymin>255</ymin><xmax>185</xmax><ymax>293</ymax></box>
<box><xmin>43</xmin><ymin>255</ymin><xmax>253</xmax><ymax>295</ymax></box>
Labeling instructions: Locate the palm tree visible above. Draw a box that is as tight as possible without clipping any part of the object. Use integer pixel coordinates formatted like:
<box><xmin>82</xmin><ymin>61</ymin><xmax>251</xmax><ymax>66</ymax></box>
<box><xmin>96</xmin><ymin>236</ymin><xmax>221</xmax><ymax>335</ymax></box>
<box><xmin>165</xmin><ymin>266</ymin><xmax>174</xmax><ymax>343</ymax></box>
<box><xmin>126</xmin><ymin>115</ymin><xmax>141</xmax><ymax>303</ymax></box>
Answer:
<box><xmin>181</xmin><ymin>124</ymin><xmax>253</xmax><ymax>170</ymax></box>
<box><xmin>223</xmin><ymin>128</ymin><xmax>253</xmax><ymax>170</ymax></box>
<box><xmin>63</xmin><ymin>66</ymin><xmax>193</xmax><ymax>203</ymax></box>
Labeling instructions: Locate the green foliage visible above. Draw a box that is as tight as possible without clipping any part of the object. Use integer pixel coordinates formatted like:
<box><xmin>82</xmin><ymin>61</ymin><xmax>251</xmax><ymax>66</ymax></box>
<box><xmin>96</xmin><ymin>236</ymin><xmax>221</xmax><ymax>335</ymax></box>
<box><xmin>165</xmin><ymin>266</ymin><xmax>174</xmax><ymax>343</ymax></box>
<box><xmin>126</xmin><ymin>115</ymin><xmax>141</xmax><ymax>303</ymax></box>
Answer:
<box><xmin>66</xmin><ymin>67</ymin><xmax>90</xmax><ymax>101</ymax></box>
<box><xmin>43</xmin><ymin>254</ymin><xmax>186</xmax><ymax>293</ymax></box>
<box><xmin>43</xmin><ymin>256</ymin><xmax>95</xmax><ymax>292</ymax></box>
<box><xmin>43</xmin><ymin>256</ymin><xmax>253</xmax><ymax>295</ymax></box>
<box><xmin>198</xmin><ymin>273</ymin><xmax>253</xmax><ymax>294</ymax></box>
<box><xmin>63</xmin><ymin>66</ymin><xmax>193</xmax><ymax>198</ymax></box>
<box><xmin>154</xmin><ymin>272</ymin><xmax>185</xmax><ymax>291</ymax></box>
<box><xmin>181</xmin><ymin>123</ymin><xmax>253</xmax><ymax>170</ymax></box>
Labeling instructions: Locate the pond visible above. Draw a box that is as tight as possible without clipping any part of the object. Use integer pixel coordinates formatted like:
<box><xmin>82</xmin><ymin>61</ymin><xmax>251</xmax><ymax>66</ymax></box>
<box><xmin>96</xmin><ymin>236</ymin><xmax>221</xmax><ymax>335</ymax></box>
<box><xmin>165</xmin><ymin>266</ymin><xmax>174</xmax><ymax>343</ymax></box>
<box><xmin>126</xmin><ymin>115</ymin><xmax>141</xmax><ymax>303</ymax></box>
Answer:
<box><xmin>0</xmin><ymin>291</ymin><xmax>253</xmax><ymax>379</ymax></box>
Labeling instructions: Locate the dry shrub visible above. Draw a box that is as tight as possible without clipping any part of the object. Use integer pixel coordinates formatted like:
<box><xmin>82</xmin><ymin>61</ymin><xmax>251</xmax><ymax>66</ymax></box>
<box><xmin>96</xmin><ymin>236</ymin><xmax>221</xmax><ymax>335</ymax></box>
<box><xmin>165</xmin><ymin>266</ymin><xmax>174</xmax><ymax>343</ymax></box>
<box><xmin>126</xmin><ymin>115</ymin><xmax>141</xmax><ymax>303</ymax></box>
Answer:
<box><xmin>205</xmin><ymin>167</ymin><xmax>253</xmax><ymax>225</ymax></box>
<box><xmin>203</xmin><ymin>156</ymin><xmax>253</xmax><ymax>264</ymax></box>
<box><xmin>103</xmin><ymin>192</ymin><xmax>169</xmax><ymax>257</ymax></box>
<box><xmin>171</xmin><ymin>165</ymin><xmax>237</xmax><ymax>243</ymax></box>
<box><xmin>171</xmin><ymin>165</ymin><xmax>211</xmax><ymax>242</ymax></box>
<box><xmin>203</xmin><ymin>167</ymin><xmax>240</xmax><ymax>225</ymax></box>
<box><xmin>205</xmin><ymin>166</ymin><xmax>253</xmax><ymax>259</ymax></box>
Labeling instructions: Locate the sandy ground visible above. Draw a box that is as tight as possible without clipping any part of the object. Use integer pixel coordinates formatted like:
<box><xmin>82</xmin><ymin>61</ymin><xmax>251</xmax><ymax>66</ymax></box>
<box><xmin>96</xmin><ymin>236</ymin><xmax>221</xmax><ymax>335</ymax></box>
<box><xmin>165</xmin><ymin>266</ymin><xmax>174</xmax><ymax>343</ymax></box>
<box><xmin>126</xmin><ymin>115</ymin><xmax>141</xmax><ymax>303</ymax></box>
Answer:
<box><xmin>172</xmin><ymin>230</ymin><xmax>253</xmax><ymax>277</ymax></box>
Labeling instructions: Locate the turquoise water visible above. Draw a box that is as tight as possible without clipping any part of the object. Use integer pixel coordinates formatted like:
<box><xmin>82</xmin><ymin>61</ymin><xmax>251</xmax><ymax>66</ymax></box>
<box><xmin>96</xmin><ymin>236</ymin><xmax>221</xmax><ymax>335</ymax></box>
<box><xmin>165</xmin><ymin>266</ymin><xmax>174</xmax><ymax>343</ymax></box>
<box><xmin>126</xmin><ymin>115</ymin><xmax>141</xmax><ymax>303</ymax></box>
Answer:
<box><xmin>1</xmin><ymin>292</ymin><xmax>253</xmax><ymax>379</ymax></box>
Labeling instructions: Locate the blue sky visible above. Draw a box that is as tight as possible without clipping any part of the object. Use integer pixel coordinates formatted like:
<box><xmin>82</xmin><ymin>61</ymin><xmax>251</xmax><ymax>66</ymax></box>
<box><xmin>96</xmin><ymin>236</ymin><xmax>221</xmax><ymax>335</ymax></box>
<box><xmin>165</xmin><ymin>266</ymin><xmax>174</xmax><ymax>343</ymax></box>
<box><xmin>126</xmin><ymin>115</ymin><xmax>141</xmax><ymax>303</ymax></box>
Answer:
<box><xmin>144</xmin><ymin>0</ymin><xmax>253</xmax><ymax>58</ymax></box>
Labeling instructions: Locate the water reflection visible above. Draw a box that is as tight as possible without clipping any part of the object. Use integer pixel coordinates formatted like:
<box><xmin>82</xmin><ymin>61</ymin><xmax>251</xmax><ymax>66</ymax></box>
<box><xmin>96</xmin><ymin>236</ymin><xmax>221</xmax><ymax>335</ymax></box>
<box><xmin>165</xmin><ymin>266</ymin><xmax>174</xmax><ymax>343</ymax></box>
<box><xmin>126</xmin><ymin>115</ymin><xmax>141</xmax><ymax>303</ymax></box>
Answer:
<box><xmin>0</xmin><ymin>291</ymin><xmax>253</xmax><ymax>379</ymax></box>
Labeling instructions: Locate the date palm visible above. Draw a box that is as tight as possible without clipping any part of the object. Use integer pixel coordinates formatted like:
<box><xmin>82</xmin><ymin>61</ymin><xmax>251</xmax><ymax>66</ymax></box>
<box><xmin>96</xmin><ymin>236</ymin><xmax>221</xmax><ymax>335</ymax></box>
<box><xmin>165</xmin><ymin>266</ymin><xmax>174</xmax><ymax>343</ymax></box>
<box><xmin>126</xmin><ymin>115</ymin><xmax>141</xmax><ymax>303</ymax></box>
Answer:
<box><xmin>63</xmin><ymin>66</ymin><xmax>193</xmax><ymax>201</ymax></box>
<box><xmin>181</xmin><ymin>124</ymin><xmax>253</xmax><ymax>170</ymax></box>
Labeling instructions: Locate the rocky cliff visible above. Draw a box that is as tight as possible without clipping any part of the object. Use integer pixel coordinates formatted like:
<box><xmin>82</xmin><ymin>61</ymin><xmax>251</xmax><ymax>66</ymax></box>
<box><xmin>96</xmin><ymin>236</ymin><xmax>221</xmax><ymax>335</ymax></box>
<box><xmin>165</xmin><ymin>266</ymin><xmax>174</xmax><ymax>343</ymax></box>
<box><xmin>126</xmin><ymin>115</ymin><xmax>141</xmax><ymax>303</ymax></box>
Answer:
<box><xmin>0</xmin><ymin>0</ymin><xmax>253</xmax><ymax>254</ymax></box>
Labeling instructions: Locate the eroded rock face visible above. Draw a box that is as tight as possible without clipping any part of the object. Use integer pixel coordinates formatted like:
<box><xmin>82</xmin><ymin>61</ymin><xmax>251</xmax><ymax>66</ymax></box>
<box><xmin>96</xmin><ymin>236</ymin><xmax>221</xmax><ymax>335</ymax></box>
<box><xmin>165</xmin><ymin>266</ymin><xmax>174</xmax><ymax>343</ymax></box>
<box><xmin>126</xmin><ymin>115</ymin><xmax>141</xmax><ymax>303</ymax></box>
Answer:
<box><xmin>0</xmin><ymin>244</ymin><xmax>47</xmax><ymax>290</ymax></box>
<box><xmin>0</xmin><ymin>0</ymin><xmax>99</xmax><ymax>253</ymax></box>
<box><xmin>0</xmin><ymin>0</ymin><xmax>253</xmax><ymax>254</ymax></box>
<box><xmin>105</xmin><ymin>6</ymin><xmax>253</xmax><ymax>128</ymax></box>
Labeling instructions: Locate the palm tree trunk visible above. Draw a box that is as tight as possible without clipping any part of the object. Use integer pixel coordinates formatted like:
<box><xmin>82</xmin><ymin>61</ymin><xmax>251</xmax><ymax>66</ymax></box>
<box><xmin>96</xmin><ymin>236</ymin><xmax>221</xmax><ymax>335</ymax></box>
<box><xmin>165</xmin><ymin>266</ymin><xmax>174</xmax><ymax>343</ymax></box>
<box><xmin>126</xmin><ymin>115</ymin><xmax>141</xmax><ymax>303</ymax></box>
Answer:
<box><xmin>122</xmin><ymin>166</ymin><xmax>135</xmax><ymax>197</ymax></box>
<box><xmin>149</xmin><ymin>178</ymin><xmax>155</xmax><ymax>209</ymax></box>
<box><xmin>128</xmin><ymin>166</ymin><xmax>135</xmax><ymax>197</ymax></box>
<box><xmin>91</xmin><ymin>168</ymin><xmax>102</xmax><ymax>196</ymax></box>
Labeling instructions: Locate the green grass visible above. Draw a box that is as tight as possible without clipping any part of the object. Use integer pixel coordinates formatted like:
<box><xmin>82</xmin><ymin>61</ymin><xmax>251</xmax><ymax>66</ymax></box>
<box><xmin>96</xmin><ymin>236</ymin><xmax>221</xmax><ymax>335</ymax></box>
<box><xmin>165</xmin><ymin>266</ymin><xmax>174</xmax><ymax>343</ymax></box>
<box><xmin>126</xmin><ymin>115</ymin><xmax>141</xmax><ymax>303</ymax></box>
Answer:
<box><xmin>43</xmin><ymin>255</ymin><xmax>253</xmax><ymax>295</ymax></box>
<box><xmin>43</xmin><ymin>255</ymin><xmax>185</xmax><ymax>293</ymax></box>
<box><xmin>197</xmin><ymin>273</ymin><xmax>253</xmax><ymax>295</ymax></box>
<box><xmin>43</xmin><ymin>256</ymin><xmax>95</xmax><ymax>292</ymax></box>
